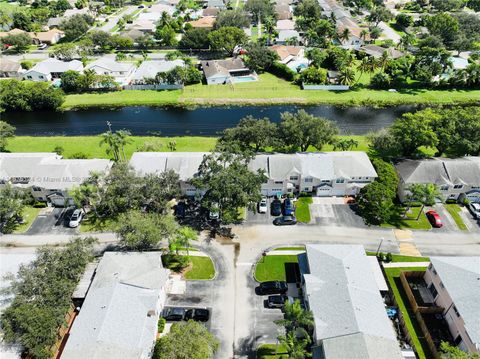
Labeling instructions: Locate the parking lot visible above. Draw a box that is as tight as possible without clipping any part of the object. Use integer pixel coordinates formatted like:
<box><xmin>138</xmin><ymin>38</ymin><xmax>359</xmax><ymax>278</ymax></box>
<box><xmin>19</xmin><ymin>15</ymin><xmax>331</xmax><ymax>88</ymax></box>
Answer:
<box><xmin>26</xmin><ymin>207</ymin><xmax>78</xmax><ymax>235</ymax></box>
<box><xmin>431</xmin><ymin>204</ymin><xmax>480</xmax><ymax>233</ymax></box>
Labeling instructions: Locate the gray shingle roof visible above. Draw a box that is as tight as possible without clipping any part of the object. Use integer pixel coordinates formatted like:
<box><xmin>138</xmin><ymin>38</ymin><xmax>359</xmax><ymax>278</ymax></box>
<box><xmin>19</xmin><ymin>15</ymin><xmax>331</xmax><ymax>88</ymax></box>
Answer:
<box><xmin>25</xmin><ymin>58</ymin><xmax>83</xmax><ymax>75</ymax></box>
<box><xmin>0</xmin><ymin>58</ymin><xmax>21</xmax><ymax>72</ymax></box>
<box><xmin>201</xmin><ymin>58</ymin><xmax>248</xmax><ymax>79</ymax></box>
<box><xmin>62</xmin><ymin>252</ymin><xmax>169</xmax><ymax>359</ymax></box>
<box><xmin>304</xmin><ymin>245</ymin><xmax>402</xmax><ymax>359</ymax></box>
<box><xmin>131</xmin><ymin>60</ymin><xmax>184</xmax><ymax>81</ymax></box>
<box><xmin>430</xmin><ymin>257</ymin><xmax>480</xmax><ymax>348</ymax></box>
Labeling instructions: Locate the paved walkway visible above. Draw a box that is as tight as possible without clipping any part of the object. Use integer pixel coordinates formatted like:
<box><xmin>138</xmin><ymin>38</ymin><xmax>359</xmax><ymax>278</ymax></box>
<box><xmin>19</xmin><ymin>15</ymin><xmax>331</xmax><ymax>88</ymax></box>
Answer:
<box><xmin>393</xmin><ymin>229</ymin><xmax>422</xmax><ymax>257</ymax></box>
<box><xmin>382</xmin><ymin>262</ymin><xmax>430</xmax><ymax>268</ymax></box>
<box><xmin>265</xmin><ymin>250</ymin><xmax>305</xmax><ymax>255</ymax></box>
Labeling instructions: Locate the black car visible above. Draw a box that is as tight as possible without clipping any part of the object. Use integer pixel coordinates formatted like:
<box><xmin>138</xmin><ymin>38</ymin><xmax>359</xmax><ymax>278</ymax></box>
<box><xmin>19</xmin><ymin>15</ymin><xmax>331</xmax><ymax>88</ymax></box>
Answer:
<box><xmin>271</xmin><ymin>199</ymin><xmax>282</xmax><ymax>216</ymax></box>
<box><xmin>162</xmin><ymin>307</ymin><xmax>186</xmax><ymax>321</ymax></box>
<box><xmin>185</xmin><ymin>308</ymin><xmax>210</xmax><ymax>322</ymax></box>
<box><xmin>175</xmin><ymin>201</ymin><xmax>186</xmax><ymax>218</ymax></box>
<box><xmin>273</xmin><ymin>215</ymin><xmax>297</xmax><ymax>226</ymax></box>
<box><xmin>267</xmin><ymin>295</ymin><xmax>293</xmax><ymax>308</ymax></box>
<box><xmin>283</xmin><ymin>198</ymin><xmax>294</xmax><ymax>216</ymax></box>
<box><xmin>258</xmin><ymin>281</ymin><xmax>288</xmax><ymax>295</ymax></box>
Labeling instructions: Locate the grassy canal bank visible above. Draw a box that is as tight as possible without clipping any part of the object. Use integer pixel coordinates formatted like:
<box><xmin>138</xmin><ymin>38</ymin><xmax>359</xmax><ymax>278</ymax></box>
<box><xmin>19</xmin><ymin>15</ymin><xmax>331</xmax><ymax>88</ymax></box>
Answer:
<box><xmin>61</xmin><ymin>73</ymin><xmax>480</xmax><ymax>109</ymax></box>
<box><xmin>7</xmin><ymin>135</ymin><xmax>370</xmax><ymax>159</ymax></box>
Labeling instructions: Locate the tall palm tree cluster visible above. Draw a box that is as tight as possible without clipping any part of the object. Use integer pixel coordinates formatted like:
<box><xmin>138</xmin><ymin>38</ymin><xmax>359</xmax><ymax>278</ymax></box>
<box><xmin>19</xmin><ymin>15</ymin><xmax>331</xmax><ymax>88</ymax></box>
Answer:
<box><xmin>99</xmin><ymin>128</ymin><xmax>132</xmax><ymax>162</ymax></box>
<box><xmin>274</xmin><ymin>300</ymin><xmax>315</xmax><ymax>358</ymax></box>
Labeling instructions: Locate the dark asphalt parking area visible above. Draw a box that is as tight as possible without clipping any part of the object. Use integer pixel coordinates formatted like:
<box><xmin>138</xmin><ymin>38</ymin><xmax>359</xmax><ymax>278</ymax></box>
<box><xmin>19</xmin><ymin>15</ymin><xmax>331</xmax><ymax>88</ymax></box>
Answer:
<box><xmin>27</xmin><ymin>207</ymin><xmax>78</xmax><ymax>235</ymax></box>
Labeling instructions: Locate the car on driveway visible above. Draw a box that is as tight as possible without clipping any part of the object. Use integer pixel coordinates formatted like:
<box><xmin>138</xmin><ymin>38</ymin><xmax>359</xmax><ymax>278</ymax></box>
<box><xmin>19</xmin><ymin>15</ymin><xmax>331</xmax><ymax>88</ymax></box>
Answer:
<box><xmin>258</xmin><ymin>197</ymin><xmax>268</xmax><ymax>214</ymax></box>
<box><xmin>426</xmin><ymin>210</ymin><xmax>443</xmax><ymax>228</ymax></box>
<box><xmin>271</xmin><ymin>199</ymin><xmax>282</xmax><ymax>216</ymax></box>
<box><xmin>68</xmin><ymin>209</ymin><xmax>84</xmax><ymax>228</ymax></box>
<box><xmin>185</xmin><ymin>308</ymin><xmax>210</xmax><ymax>322</ymax></box>
<box><xmin>283</xmin><ymin>198</ymin><xmax>294</xmax><ymax>215</ymax></box>
<box><xmin>267</xmin><ymin>295</ymin><xmax>293</xmax><ymax>308</ymax></box>
<box><xmin>258</xmin><ymin>281</ymin><xmax>288</xmax><ymax>295</ymax></box>
<box><xmin>273</xmin><ymin>215</ymin><xmax>297</xmax><ymax>226</ymax></box>
<box><xmin>162</xmin><ymin>307</ymin><xmax>186</xmax><ymax>321</ymax></box>
<box><xmin>468</xmin><ymin>202</ymin><xmax>480</xmax><ymax>219</ymax></box>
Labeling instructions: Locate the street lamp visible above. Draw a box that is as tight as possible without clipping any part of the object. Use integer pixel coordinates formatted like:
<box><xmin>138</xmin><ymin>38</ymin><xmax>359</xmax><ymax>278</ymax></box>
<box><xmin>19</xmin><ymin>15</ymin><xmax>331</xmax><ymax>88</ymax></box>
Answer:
<box><xmin>376</xmin><ymin>237</ymin><xmax>384</xmax><ymax>256</ymax></box>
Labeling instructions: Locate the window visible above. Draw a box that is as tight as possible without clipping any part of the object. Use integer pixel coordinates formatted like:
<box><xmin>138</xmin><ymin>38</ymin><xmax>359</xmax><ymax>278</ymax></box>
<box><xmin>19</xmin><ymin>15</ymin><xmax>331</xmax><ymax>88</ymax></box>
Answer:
<box><xmin>289</xmin><ymin>176</ymin><xmax>299</xmax><ymax>181</ymax></box>
<box><xmin>336</xmin><ymin>179</ymin><xmax>345</xmax><ymax>184</ymax></box>
<box><xmin>304</xmin><ymin>177</ymin><xmax>313</xmax><ymax>183</ymax></box>
<box><xmin>453</xmin><ymin>184</ymin><xmax>463</xmax><ymax>189</ymax></box>
<box><xmin>440</xmin><ymin>185</ymin><xmax>449</xmax><ymax>191</ymax></box>
<box><xmin>27</xmin><ymin>75</ymin><xmax>32</xmax><ymax>79</ymax></box>
<box><xmin>428</xmin><ymin>284</ymin><xmax>438</xmax><ymax>298</ymax></box>
<box><xmin>274</xmin><ymin>181</ymin><xmax>283</xmax><ymax>184</ymax></box>
<box><xmin>321</xmin><ymin>180</ymin><xmax>330</xmax><ymax>183</ymax></box>
<box><xmin>453</xmin><ymin>306</ymin><xmax>460</xmax><ymax>318</ymax></box>
<box><xmin>304</xmin><ymin>187</ymin><xmax>310</xmax><ymax>191</ymax></box>
<box><xmin>32</xmin><ymin>186</ymin><xmax>42</xmax><ymax>192</ymax></box>
<box><xmin>39</xmin><ymin>75</ymin><xmax>44</xmax><ymax>79</ymax></box>
<box><xmin>454</xmin><ymin>335</ymin><xmax>462</xmax><ymax>346</ymax></box>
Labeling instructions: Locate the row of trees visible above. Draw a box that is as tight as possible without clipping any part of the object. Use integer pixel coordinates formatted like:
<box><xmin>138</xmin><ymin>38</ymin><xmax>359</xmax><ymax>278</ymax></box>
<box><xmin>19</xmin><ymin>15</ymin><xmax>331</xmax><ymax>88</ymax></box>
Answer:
<box><xmin>0</xmin><ymin>80</ymin><xmax>65</xmax><ymax>112</ymax></box>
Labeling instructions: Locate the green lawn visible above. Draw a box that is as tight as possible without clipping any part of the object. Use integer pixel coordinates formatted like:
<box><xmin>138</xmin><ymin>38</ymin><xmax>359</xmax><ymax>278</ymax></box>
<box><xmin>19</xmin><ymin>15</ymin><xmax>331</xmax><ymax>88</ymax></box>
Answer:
<box><xmin>382</xmin><ymin>206</ymin><xmax>432</xmax><ymax>230</ymax></box>
<box><xmin>366</xmin><ymin>252</ymin><xmax>430</xmax><ymax>262</ymax></box>
<box><xmin>295</xmin><ymin>196</ymin><xmax>312</xmax><ymax>223</ymax></box>
<box><xmin>444</xmin><ymin>204</ymin><xmax>467</xmax><ymax>231</ymax></box>
<box><xmin>184</xmin><ymin>256</ymin><xmax>215</xmax><ymax>280</ymax></box>
<box><xmin>257</xmin><ymin>344</ymin><xmax>288</xmax><ymax>359</ymax></box>
<box><xmin>62</xmin><ymin>73</ymin><xmax>480</xmax><ymax>108</ymax></box>
<box><xmin>254</xmin><ymin>255</ymin><xmax>299</xmax><ymax>282</ymax></box>
<box><xmin>13</xmin><ymin>206</ymin><xmax>41</xmax><ymax>234</ymax></box>
<box><xmin>79</xmin><ymin>216</ymin><xmax>118</xmax><ymax>233</ymax></box>
<box><xmin>273</xmin><ymin>246</ymin><xmax>306</xmax><ymax>251</ymax></box>
<box><xmin>384</xmin><ymin>267</ymin><xmax>432</xmax><ymax>359</ymax></box>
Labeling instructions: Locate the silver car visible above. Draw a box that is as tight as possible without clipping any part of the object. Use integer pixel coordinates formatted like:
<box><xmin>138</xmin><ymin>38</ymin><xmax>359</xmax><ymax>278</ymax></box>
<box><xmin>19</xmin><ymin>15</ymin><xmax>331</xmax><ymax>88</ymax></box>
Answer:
<box><xmin>468</xmin><ymin>203</ymin><xmax>480</xmax><ymax>219</ymax></box>
<box><xmin>69</xmin><ymin>209</ymin><xmax>84</xmax><ymax>228</ymax></box>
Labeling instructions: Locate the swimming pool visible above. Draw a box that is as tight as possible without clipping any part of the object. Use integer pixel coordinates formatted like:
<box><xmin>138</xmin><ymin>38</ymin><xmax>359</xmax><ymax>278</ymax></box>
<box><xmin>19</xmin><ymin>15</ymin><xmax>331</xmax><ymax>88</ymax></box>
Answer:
<box><xmin>232</xmin><ymin>75</ymin><xmax>258</xmax><ymax>83</ymax></box>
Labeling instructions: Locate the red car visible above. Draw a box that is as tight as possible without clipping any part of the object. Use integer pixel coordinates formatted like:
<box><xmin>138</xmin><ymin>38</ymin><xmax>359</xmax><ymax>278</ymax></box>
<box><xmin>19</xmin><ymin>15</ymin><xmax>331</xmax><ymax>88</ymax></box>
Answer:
<box><xmin>426</xmin><ymin>210</ymin><xmax>443</xmax><ymax>228</ymax></box>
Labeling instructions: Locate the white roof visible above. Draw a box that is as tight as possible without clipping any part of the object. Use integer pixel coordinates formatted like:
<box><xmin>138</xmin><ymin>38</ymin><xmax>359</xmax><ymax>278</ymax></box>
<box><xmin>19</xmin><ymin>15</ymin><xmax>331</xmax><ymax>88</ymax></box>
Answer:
<box><xmin>304</xmin><ymin>245</ymin><xmax>402</xmax><ymax>359</ymax></box>
<box><xmin>61</xmin><ymin>252</ymin><xmax>169</xmax><ymax>359</ymax></box>
<box><xmin>86</xmin><ymin>59</ymin><xmax>136</xmax><ymax>74</ymax></box>
<box><xmin>367</xmin><ymin>256</ymin><xmax>388</xmax><ymax>292</ymax></box>
<box><xmin>430</xmin><ymin>257</ymin><xmax>480</xmax><ymax>349</ymax></box>
<box><xmin>0</xmin><ymin>153</ymin><xmax>112</xmax><ymax>190</ymax></box>
<box><xmin>275</xmin><ymin>19</ymin><xmax>295</xmax><ymax>30</ymax></box>
<box><xmin>131</xmin><ymin>60</ymin><xmax>184</xmax><ymax>81</ymax></box>
<box><xmin>25</xmin><ymin>58</ymin><xmax>83</xmax><ymax>76</ymax></box>
<box><xmin>276</xmin><ymin>29</ymin><xmax>300</xmax><ymax>41</ymax></box>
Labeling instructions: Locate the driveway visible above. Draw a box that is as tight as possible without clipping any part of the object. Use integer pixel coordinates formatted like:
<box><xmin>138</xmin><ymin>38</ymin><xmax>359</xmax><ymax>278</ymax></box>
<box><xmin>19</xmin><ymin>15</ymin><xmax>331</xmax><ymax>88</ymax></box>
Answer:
<box><xmin>310</xmin><ymin>198</ymin><xmax>367</xmax><ymax>228</ymax></box>
<box><xmin>26</xmin><ymin>207</ymin><xmax>78</xmax><ymax>235</ymax></box>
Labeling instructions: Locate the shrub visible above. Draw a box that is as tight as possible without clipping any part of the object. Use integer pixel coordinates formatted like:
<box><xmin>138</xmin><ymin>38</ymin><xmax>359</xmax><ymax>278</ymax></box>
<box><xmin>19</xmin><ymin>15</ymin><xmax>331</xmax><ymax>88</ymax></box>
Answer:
<box><xmin>385</xmin><ymin>252</ymin><xmax>393</xmax><ymax>263</ymax></box>
<box><xmin>54</xmin><ymin>146</ymin><xmax>65</xmax><ymax>155</ymax></box>
<box><xmin>161</xmin><ymin>253</ymin><xmax>190</xmax><ymax>272</ymax></box>
<box><xmin>158</xmin><ymin>318</ymin><xmax>166</xmax><ymax>333</ymax></box>
<box><xmin>69</xmin><ymin>152</ymin><xmax>88</xmax><ymax>159</ymax></box>
<box><xmin>268</xmin><ymin>62</ymin><xmax>297</xmax><ymax>82</ymax></box>
<box><xmin>20</xmin><ymin>60</ymin><xmax>33</xmax><ymax>70</ymax></box>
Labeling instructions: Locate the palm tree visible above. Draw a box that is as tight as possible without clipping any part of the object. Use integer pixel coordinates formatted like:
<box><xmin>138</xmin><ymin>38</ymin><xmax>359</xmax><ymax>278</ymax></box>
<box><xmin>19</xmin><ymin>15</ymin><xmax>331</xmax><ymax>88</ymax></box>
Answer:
<box><xmin>115</xmin><ymin>129</ymin><xmax>132</xmax><ymax>162</ymax></box>
<box><xmin>379</xmin><ymin>51</ymin><xmax>390</xmax><ymax>70</ymax></box>
<box><xmin>338</xmin><ymin>67</ymin><xmax>355</xmax><ymax>86</ymax></box>
<box><xmin>275</xmin><ymin>300</ymin><xmax>315</xmax><ymax>335</ymax></box>
<box><xmin>100</xmin><ymin>130</ymin><xmax>121</xmax><ymax>161</ymax></box>
<box><xmin>360</xmin><ymin>29</ymin><xmax>369</xmax><ymax>42</ymax></box>
<box><xmin>398</xmin><ymin>33</ymin><xmax>414</xmax><ymax>51</ymax></box>
<box><xmin>356</xmin><ymin>57</ymin><xmax>370</xmax><ymax>83</ymax></box>
<box><xmin>277</xmin><ymin>331</ymin><xmax>310</xmax><ymax>359</ymax></box>
<box><xmin>174</xmin><ymin>227</ymin><xmax>197</xmax><ymax>255</ymax></box>
<box><xmin>339</xmin><ymin>28</ymin><xmax>351</xmax><ymax>44</ymax></box>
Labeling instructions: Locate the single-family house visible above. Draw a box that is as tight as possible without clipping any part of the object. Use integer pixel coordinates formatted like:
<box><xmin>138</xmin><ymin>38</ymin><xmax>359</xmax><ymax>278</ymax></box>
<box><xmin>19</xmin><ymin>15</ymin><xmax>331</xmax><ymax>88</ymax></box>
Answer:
<box><xmin>275</xmin><ymin>29</ymin><xmax>302</xmax><ymax>45</ymax></box>
<box><xmin>201</xmin><ymin>58</ymin><xmax>257</xmax><ymax>85</ymax></box>
<box><xmin>149</xmin><ymin>3</ymin><xmax>177</xmax><ymax>14</ymax></box>
<box><xmin>336</xmin><ymin>17</ymin><xmax>368</xmax><ymax>49</ymax></box>
<box><xmin>275</xmin><ymin>19</ymin><xmax>295</xmax><ymax>31</ymax></box>
<box><xmin>121</xmin><ymin>28</ymin><xmax>146</xmax><ymax>41</ymax></box>
<box><xmin>358</xmin><ymin>45</ymin><xmax>404</xmax><ymax>59</ymax></box>
<box><xmin>85</xmin><ymin>58</ymin><xmax>136</xmax><ymax>84</ymax></box>
<box><xmin>299</xmin><ymin>245</ymin><xmax>403</xmax><ymax>359</ymax></box>
<box><xmin>47</xmin><ymin>17</ymin><xmax>63</xmax><ymax>29</ymax></box>
<box><xmin>423</xmin><ymin>257</ymin><xmax>480</xmax><ymax>353</ymax></box>
<box><xmin>395</xmin><ymin>157</ymin><xmax>480</xmax><ymax>203</ymax></box>
<box><xmin>63</xmin><ymin>7</ymin><xmax>91</xmax><ymax>18</ymax></box>
<box><xmin>203</xmin><ymin>7</ymin><xmax>219</xmax><ymax>16</ymax></box>
<box><xmin>0</xmin><ymin>58</ymin><xmax>22</xmax><ymax>78</ymax></box>
<box><xmin>206</xmin><ymin>0</ymin><xmax>226</xmax><ymax>9</ymax></box>
<box><xmin>29</xmin><ymin>28</ymin><xmax>65</xmax><ymax>44</ymax></box>
<box><xmin>23</xmin><ymin>58</ymin><xmax>83</xmax><ymax>82</ymax></box>
<box><xmin>128</xmin><ymin>19</ymin><xmax>157</xmax><ymax>33</ymax></box>
<box><xmin>270</xmin><ymin>45</ymin><xmax>308</xmax><ymax>71</ymax></box>
<box><xmin>187</xmin><ymin>16</ymin><xmax>216</xmax><ymax>29</ymax></box>
<box><xmin>0</xmin><ymin>153</ymin><xmax>113</xmax><ymax>206</ymax></box>
<box><xmin>61</xmin><ymin>252</ymin><xmax>169</xmax><ymax>359</ymax></box>
<box><xmin>131</xmin><ymin>59</ymin><xmax>184</xmax><ymax>84</ymax></box>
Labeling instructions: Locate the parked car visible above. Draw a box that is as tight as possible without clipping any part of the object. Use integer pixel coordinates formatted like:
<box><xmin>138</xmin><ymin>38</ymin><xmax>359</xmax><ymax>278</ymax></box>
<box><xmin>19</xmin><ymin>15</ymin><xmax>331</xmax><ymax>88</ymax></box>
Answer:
<box><xmin>209</xmin><ymin>203</ymin><xmax>220</xmax><ymax>220</ymax></box>
<box><xmin>273</xmin><ymin>215</ymin><xmax>297</xmax><ymax>226</ymax></box>
<box><xmin>283</xmin><ymin>198</ymin><xmax>294</xmax><ymax>215</ymax></box>
<box><xmin>175</xmin><ymin>201</ymin><xmax>186</xmax><ymax>218</ymax></box>
<box><xmin>68</xmin><ymin>209</ymin><xmax>84</xmax><ymax>228</ymax></box>
<box><xmin>162</xmin><ymin>307</ymin><xmax>186</xmax><ymax>321</ymax></box>
<box><xmin>271</xmin><ymin>199</ymin><xmax>282</xmax><ymax>216</ymax></box>
<box><xmin>258</xmin><ymin>281</ymin><xmax>288</xmax><ymax>295</ymax></box>
<box><xmin>267</xmin><ymin>295</ymin><xmax>294</xmax><ymax>308</ymax></box>
<box><xmin>258</xmin><ymin>197</ymin><xmax>268</xmax><ymax>214</ymax></box>
<box><xmin>468</xmin><ymin>202</ymin><xmax>480</xmax><ymax>219</ymax></box>
<box><xmin>37</xmin><ymin>43</ymin><xmax>47</xmax><ymax>50</ymax></box>
<box><xmin>426</xmin><ymin>210</ymin><xmax>443</xmax><ymax>228</ymax></box>
<box><xmin>185</xmin><ymin>308</ymin><xmax>210</xmax><ymax>322</ymax></box>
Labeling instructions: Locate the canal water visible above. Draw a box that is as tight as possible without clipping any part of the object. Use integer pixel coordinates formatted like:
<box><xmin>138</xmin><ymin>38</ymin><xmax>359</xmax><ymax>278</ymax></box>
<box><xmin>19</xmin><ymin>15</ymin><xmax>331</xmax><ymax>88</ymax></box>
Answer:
<box><xmin>1</xmin><ymin>105</ymin><xmax>415</xmax><ymax>136</ymax></box>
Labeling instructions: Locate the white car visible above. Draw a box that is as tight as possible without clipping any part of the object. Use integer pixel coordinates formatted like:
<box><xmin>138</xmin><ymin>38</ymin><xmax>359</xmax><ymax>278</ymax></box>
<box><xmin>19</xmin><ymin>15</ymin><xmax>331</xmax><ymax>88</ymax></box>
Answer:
<box><xmin>69</xmin><ymin>209</ymin><xmax>84</xmax><ymax>228</ymax></box>
<box><xmin>208</xmin><ymin>203</ymin><xmax>220</xmax><ymax>220</ymax></box>
<box><xmin>258</xmin><ymin>197</ymin><xmax>267</xmax><ymax>213</ymax></box>
<box><xmin>468</xmin><ymin>202</ymin><xmax>480</xmax><ymax>219</ymax></box>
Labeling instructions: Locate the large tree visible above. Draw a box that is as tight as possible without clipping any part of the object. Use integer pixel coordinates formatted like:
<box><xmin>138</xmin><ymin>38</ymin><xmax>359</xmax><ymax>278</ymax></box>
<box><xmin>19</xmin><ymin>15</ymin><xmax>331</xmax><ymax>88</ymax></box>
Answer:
<box><xmin>0</xmin><ymin>121</ymin><xmax>15</xmax><ymax>151</ymax></box>
<box><xmin>245</xmin><ymin>0</ymin><xmax>275</xmax><ymax>22</ymax></box>
<box><xmin>192</xmin><ymin>151</ymin><xmax>266</xmax><ymax>224</ymax></box>
<box><xmin>179</xmin><ymin>28</ymin><xmax>211</xmax><ymax>49</ymax></box>
<box><xmin>278</xmin><ymin>110</ymin><xmax>339</xmax><ymax>152</ymax></box>
<box><xmin>244</xmin><ymin>42</ymin><xmax>278</xmax><ymax>73</ymax></box>
<box><xmin>1</xmin><ymin>33</ymin><xmax>32</xmax><ymax>53</ymax></box>
<box><xmin>214</xmin><ymin>9</ymin><xmax>250</xmax><ymax>29</ymax></box>
<box><xmin>0</xmin><ymin>184</ymin><xmax>26</xmax><ymax>234</ymax></box>
<box><xmin>208</xmin><ymin>26</ymin><xmax>247</xmax><ymax>55</ymax></box>
<box><xmin>60</xmin><ymin>14</ymin><xmax>94</xmax><ymax>41</ymax></box>
<box><xmin>153</xmin><ymin>321</ymin><xmax>219</xmax><ymax>359</ymax></box>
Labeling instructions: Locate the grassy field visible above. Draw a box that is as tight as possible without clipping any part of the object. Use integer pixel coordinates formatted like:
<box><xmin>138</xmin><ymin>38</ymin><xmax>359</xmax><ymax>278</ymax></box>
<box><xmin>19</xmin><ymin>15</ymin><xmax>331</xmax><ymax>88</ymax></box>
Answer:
<box><xmin>295</xmin><ymin>196</ymin><xmax>312</xmax><ymax>223</ymax></box>
<box><xmin>13</xmin><ymin>206</ymin><xmax>42</xmax><ymax>234</ymax></box>
<box><xmin>382</xmin><ymin>206</ymin><xmax>432</xmax><ymax>230</ymax></box>
<box><xmin>254</xmin><ymin>255</ymin><xmax>299</xmax><ymax>282</ymax></box>
<box><xmin>62</xmin><ymin>73</ymin><xmax>480</xmax><ymax>108</ymax></box>
<box><xmin>256</xmin><ymin>344</ymin><xmax>288</xmax><ymax>359</ymax></box>
<box><xmin>444</xmin><ymin>204</ymin><xmax>467</xmax><ymax>231</ymax></box>
<box><xmin>6</xmin><ymin>135</ymin><xmax>369</xmax><ymax>159</ymax></box>
<box><xmin>184</xmin><ymin>256</ymin><xmax>215</xmax><ymax>280</ymax></box>
<box><xmin>384</xmin><ymin>267</ymin><xmax>432</xmax><ymax>359</ymax></box>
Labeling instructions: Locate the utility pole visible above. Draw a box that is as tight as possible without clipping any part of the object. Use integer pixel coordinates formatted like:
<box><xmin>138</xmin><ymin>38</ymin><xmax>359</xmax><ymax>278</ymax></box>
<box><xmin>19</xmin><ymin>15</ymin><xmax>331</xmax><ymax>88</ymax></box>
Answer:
<box><xmin>376</xmin><ymin>237</ymin><xmax>384</xmax><ymax>256</ymax></box>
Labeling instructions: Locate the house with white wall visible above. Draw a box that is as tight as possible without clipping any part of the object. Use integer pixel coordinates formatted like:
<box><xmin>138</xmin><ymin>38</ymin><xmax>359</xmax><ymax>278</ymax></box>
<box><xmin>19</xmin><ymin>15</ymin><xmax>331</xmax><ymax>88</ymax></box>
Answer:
<box><xmin>85</xmin><ymin>58</ymin><xmax>136</xmax><ymax>85</ymax></box>
<box><xmin>23</xmin><ymin>58</ymin><xmax>83</xmax><ymax>82</ymax></box>
<box><xmin>423</xmin><ymin>257</ymin><xmax>480</xmax><ymax>354</ymax></box>
<box><xmin>395</xmin><ymin>157</ymin><xmax>480</xmax><ymax>203</ymax></box>
<box><xmin>0</xmin><ymin>153</ymin><xmax>112</xmax><ymax>206</ymax></box>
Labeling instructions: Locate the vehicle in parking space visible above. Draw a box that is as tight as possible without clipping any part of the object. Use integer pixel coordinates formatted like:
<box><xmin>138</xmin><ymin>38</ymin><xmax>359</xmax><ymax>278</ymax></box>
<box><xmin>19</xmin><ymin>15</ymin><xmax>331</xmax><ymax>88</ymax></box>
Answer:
<box><xmin>162</xmin><ymin>307</ymin><xmax>186</xmax><ymax>321</ymax></box>
<box><xmin>175</xmin><ymin>201</ymin><xmax>186</xmax><ymax>218</ymax></box>
<box><xmin>267</xmin><ymin>295</ymin><xmax>294</xmax><ymax>308</ymax></box>
<box><xmin>37</xmin><ymin>43</ymin><xmax>47</xmax><ymax>50</ymax></box>
<box><xmin>209</xmin><ymin>202</ymin><xmax>220</xmax><ymax>220</ymax></box>
<box><xmin>426</xmin><ymin>210</ymin><xmax>443</xmax><ymax>228</ymax></box>
<box><xmin>468</xmin><ymin>202</ymin><xmax>480</xmax><ymax>219</ymax></box>
<box><xmin>271</xmin><ymin>199</ymin><xmax>282</xmax><ymax>216</ymax></box>
<box><xmin>273</xmin><ymin>215</ymin><xmax>297</xmax><ymax>226</ymax></box>
<box><xmin>185</xmin><ymin>308</ymin><xmax>210</xmax><ymax>322</ymax></box>
<box><xmin>68</xmin><ymin>209</ymin><xmax>84</xmax><ymax>228</ymax></box>
<box><xmin>258</xmin><ymin>197</ymin><xmax>268</xmax><ymax>214</ymax></box>
<box><xmin>258</xmin><ymin>281</ymin><xmax>288</xmax><ymax>295</ymax></box>
<box><xmin>283</xmin><ymin>198</ymin><xmax>294</xmax><ymax>215</ymax></box>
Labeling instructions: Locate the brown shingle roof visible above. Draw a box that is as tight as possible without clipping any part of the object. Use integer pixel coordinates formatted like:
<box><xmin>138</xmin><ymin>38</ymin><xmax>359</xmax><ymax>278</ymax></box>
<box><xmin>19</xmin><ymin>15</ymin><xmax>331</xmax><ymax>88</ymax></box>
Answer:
<box><xmin>187</xmin><ymin>16</ymin><xmax>216</xmax><ymax>28</ymax></box>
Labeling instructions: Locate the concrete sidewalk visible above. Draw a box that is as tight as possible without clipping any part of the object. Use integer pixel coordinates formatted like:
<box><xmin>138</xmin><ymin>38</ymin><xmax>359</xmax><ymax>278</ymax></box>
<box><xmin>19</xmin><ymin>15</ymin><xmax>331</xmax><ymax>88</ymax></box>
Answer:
<box><xmin>0</xmin><ymin>232</ymin><xmax>117</xmax><ymax>247</ymax></box>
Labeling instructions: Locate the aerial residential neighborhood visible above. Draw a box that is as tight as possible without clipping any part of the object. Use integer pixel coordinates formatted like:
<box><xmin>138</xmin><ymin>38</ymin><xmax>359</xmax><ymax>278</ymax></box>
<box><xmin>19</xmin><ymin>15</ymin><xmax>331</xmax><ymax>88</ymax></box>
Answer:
<box><xmin>0</xmin><ymin>0</ymin><xmax>479</xmax><ymax>358</ymax></box>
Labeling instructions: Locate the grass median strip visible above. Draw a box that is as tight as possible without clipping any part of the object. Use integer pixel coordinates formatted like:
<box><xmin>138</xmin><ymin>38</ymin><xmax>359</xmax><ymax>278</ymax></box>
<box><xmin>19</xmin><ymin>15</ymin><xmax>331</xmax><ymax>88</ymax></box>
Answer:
<box><xmin>295</xmin><ymin>196</ymin><xmax>312</xmax><ymax>223</ymax></box>
<box><xmin>254</xmin><ymin>255</ymin><xmax>299</xmax><ymax>282</ymax></box>
<box><xmin>444</xmin><ymin>204</ymin><xmax>467</xmax><ymax>231</ymax></box>
<box><xmin>184</xmin><ymin>256</ymin><xmax>215</xmax><ymax>280</ymax></box>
